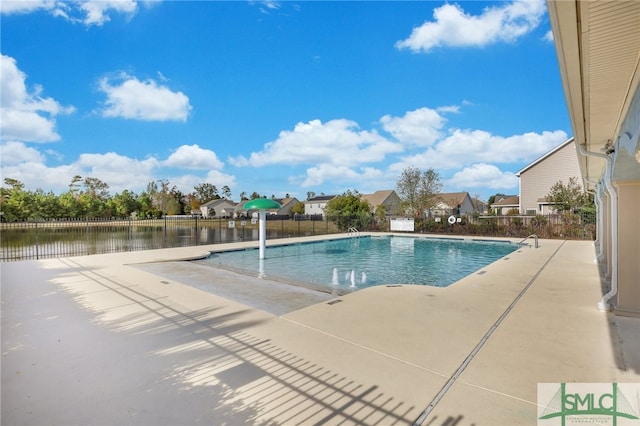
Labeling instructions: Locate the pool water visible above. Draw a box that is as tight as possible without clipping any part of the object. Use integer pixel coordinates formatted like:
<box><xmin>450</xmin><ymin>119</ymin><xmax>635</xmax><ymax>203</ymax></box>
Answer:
<box><xmin>199</xmin><ymin>235</ymin><xmax>519</xmax><ymax>291</ymax></box>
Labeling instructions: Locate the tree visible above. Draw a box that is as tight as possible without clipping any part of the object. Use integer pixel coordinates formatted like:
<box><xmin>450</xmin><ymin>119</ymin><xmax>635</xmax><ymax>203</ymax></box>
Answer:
<box><xmin>239</xmin><ymin>191</ymin><xmax>248</xmax><ymax>201</ymax></box>
<box><xmin>290</xmin><ymin>201</ymin><xmax>305</xmax><ymax>215</ymax></box>
<box><xmin>546</xmin><ymin>177</ymin><xmax>588</xmax><ymax>213</ymax></box>
<box><xmin>306</xmin><ymin>191</ymin><xmax>316</xmax><ymax>200</ymax></box>
<box><xmin>221</xmin><ymin>185</ymin><xmax>232</xmax><ymax>200</ymax></box>
<box><xmin>396</xmin><ymin>166</ymin><xmax>442</xmax><ymax>216</ymax></box>
<box><xmin>108</xmin><ymin>190</ymin><xmax>140</xmax><ymax>217</ymax></box>
<box><xmin>1</xmin><ymin>178</ymin><xmax>32</xmax><ymax>221</ymax></box>
<box><xmin>193</xmin><ymin>183</ymin><xmax>219</xmax><ymax>203</ymax></box>
<box><xmin>324</xmin><ymin>190</ymin><xmax>372</xmax><ymax>231</ymax></box>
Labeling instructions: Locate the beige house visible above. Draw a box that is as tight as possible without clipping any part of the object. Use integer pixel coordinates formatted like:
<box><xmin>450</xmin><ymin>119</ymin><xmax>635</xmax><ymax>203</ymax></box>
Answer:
<box><xmin>361</xmin><ymin>190</ymin><xmax>401</xmax><ymax>216</ymax></box>
<box><xmin>548</xmin><ymin>1</ymin><xmax>640</xmax><ymax>317</ymax></box>
<box><xmin>517</xmin><ymin>138</ymin><xmax>582</xmax><ymax>215</ymax></box>
<box><xmin>273</xmin><ymin>197</ymin><xmax>300</xmax><ymax>216</ymax></box>
<box><xmin>199</xmin><ymin>198</ymin><xmax>237</xmax><ymax>218</ymax></box>
<box><xmin>429</xmin><ymin>192</ymin><xmax>476</xmax><ymax>217</ymax></box>
<box><xmin>489</xmin><ymin>195</ymin><xmax>520</xmax><ymax>215</ymax></box>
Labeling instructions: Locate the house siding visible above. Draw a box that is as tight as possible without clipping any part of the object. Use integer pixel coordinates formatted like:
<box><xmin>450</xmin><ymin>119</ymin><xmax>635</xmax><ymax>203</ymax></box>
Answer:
<box><xmin>520</xmin><ymin>142</ymin><xmax>582</xmax><ymax>214</ymax></box>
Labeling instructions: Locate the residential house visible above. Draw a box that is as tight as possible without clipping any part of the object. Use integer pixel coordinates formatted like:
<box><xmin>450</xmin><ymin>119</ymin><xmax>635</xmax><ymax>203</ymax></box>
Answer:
<box><xmin>517</xmin><ymin>138</ymin><xmax>582</xmax><ymax>214</ymax></box>
<box><xmin>471</xmin><ymin>197</ymin><xmax>488</xmax><ymax>214</ymax></box>
<box><xmin>272</xmin><ymin>197</ymin><xmax>300</xmax><ymax>216</ymax></box>
<box><xmin>304</xmin><ymin>195</ymin><xmax>336</xmax><ymax>217</ymax></box>
<box><xmin>490</xmin><ymin>195</ymin><xmax>520</xmax><ymax>215</ymax></box>
<box><xmin>360</xmin><ymin>190</ymin><xmax>402</xmax><ymax>216</ymax></box>
<box><xmin>429</xmin><ymin>192</ymin><xmax>476</xmax><ymax>217</ymax></box>
<box><xmin>199</xmin><ymin>199</ymin><xmax>237</xmax><ymax>218</ymax></box>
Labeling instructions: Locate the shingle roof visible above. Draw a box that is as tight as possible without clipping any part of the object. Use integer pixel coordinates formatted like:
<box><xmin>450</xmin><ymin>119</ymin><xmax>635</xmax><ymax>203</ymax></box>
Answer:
<box><xmin>491</xmin><ymin>196</ymin><xmax>520</xmax><ymax>206</ymax></box>
<box><xmin>361</xmin><ymin>190</ymin><xmax>395</xmax><ymax>207</ymax></box>
<box><xmin>305</xmin><ymin>195</ymin><xmax>337</xmax><ymax>202</ymax></box>
<box><xmin>436</xmin><ymin>192</ymin><xmax>469</xmax><ymax>207</ymax></box>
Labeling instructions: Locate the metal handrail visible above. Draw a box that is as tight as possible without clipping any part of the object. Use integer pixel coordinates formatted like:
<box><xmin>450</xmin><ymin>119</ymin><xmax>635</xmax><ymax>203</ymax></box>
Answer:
<box><xmin>347</xmin><ymin>227</ymin><xmax>360</xmax><ymax>236</ymax></box>
<box><xmin>519</xmin><ymin>234</ymin><xmax>539</xmax><ymax>248</ymax></box>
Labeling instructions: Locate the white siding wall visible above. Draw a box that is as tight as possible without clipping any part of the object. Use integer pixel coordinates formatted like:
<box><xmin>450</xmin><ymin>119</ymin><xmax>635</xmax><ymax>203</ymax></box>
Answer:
<box><xmin>520</xmin><ymin>143</ymin><xmax>582</xmax><ymax>214</ymax></box>
<box><xmin>305</xmin><ymin>202</ymin><xmax>327</xmax><ymax>216</ymax></box>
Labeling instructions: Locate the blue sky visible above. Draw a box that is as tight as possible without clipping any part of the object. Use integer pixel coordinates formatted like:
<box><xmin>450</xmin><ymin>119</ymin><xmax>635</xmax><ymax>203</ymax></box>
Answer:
<box><xmin>0</xmin><ymin>0</ymin><xmax>571</xmax><ymax>201</ymax></box>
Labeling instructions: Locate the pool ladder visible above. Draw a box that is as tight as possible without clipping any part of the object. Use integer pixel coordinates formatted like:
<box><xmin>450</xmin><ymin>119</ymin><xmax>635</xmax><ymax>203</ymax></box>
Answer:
<box><xmin>348</xmin><ymin>227</ymin><xmax>360</xmax><ymax>237</ymax></box>
<box><xmin>519</xmin><ymin>234</ymin><xmax>539</xmax><ymax>248</ymax></box>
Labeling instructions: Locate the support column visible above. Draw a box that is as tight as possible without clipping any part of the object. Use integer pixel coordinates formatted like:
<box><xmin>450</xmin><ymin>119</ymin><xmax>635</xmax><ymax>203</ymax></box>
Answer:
<box><xmin>258</xmin><ymin>210</ymin><xmax>266</xmax><ymax>260</ymax></box>
<box><xmin>614</xmin><ymin>180</ymin><xmax>640</xmax><ymax>318</ymax></box>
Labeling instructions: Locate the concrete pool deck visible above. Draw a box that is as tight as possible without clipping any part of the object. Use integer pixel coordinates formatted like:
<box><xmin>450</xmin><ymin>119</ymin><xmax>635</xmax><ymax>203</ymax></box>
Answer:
<box><xmin>2</xmin><ymin>234</ymin><xmax>639</xmax><ymax>425</ymax></box>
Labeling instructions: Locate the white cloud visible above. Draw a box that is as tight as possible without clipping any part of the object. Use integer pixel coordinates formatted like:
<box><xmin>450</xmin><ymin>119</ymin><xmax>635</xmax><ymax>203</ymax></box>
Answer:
<box><xmin>435</xmin><ymin>128</ymin><xmax>567</xmax><ymax>165</ymax></box>
<box><xmin>300</xmin><ymin>164</ymin><xmax>361</xmax><ymax>187</ymax></box>
<box><xmin>395</xmin><ymin>0</ymin><xmax>546</xmax><ymax>53</ymax></box>
<box><xmin>0</xmin><ymin>144</ymin><xmax>236</xmax><ymax>195</ymax></box>
<box><xmin>79</xmin><ymin>0</ymin><xmax>138</xmax><ymax>26</ymax></box>
<box><xmin>0</xmin><ymin>54</ymin><xmax>75</xmax><ymax>143</ymax></box>
<box><xmin>0</xmin><ymin>141</ymin><xmax>46</xmax><ymax>165</ymax></box>
<box><xmin>204</xmin><ymin>170</ymin><xmax>236</xmax><ymax>189</ymax></box>
<box><xmin>75</xmin><ymin>152</ymin><xmax>159</xmax><ymax>192</ymax></box>
<box><xmin>1</xmin><ymin>0</ymin><xmax>144</xmax><ymax>27</ymax></box>
<box><xmin>380</xmin><ymin>107</ymin><xmax>447</xmax><ymax>147</ymax></box>
<box><xmin>388</xmin><ymin>127</ymin><xmax>567</xmax><ymax>190</ymax></box>
<box><xmin>230</xmin><ymin>118</ymin><xmax>403</xmax><ymax>167</ymax></box>
<box><xmin>0</xmin><ymin>160</ymin><xmax>79</xmax><ymax>193</ymax></box>
<box><xmin>98</xmin><ymin>73</ymin><xmax>191</xmax><ymax>122</ymax></box>
<box><xmin>164</xmin><ymin>144</ymin><xmax>224</xmax><ymax>170</ymax></box>
<box><xmin>445</xmin><ymin>163</ymin><xmax>518</xmax><ymax>190</ymax></box>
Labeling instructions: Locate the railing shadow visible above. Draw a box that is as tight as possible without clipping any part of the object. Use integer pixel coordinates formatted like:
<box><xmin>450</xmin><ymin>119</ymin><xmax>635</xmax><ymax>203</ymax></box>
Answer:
<box><xmin>48</xmin><ymin>258</ymin><xmax>422</xmax><ymax>424</ymax></box>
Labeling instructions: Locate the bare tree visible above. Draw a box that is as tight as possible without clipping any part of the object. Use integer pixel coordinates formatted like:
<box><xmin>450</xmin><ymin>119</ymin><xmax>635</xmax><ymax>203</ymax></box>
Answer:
<box><xmin>396</xmin><ymin>166</ymin><xmax>442</xmax><ymax>216</ymax></box>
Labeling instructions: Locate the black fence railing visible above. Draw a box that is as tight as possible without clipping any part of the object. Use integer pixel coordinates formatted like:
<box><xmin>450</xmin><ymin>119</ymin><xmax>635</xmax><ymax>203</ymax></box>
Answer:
<box><xmin>0</xmin><ymin>212</ymin><xmax>595</xmax><ymax>261</ymax></box>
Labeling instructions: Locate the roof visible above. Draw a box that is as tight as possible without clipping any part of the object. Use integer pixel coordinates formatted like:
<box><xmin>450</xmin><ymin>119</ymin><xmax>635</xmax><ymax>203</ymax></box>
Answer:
<box><xmin>491</xmin><ymin>196</ymin><xmax>519</xmax><ymax>207</ymax></box>
<box><xmin>201</xmin><ymin>198</ymin><xmax>237</xmax><ymax>208</ymax></box>
<box><xmin>516</xmin><ymin>138</ymin><xmax>575</xmax><ymax>176</ymax></box>
<box><xmin>305</xmin><ymin>195</ymin><xmax>337</xmax><ymax>203</ymax></box>
<box><xmin>274</xmin><ymin>197</ymin><xmax>299</xmax><ymax>208</ymax></box>
<box><xmin>547</xmin><ymin>1</ymin><xmax>640</xmax><ymax>188</ymax></box>
<box><xmin>360</xmin><ymin>190</ymin><xmax>397</xmax><ymax>207</ymax></box>
<box><xmin>436</xmin><ymin>192</ymin><xmax>470</xmax><ymax>207</ymax></box>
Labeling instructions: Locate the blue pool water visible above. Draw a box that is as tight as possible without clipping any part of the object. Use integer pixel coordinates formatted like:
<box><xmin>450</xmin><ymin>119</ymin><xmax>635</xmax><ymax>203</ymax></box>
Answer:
<box><xmin>200</xmin><ymin>235</ymin><xmax>519</xmax><ymax>291</ymax></box>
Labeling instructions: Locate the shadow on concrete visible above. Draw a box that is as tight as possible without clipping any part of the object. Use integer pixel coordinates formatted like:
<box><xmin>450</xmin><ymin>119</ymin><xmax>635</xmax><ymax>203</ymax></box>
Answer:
<box><xmin>596</xmin><ymin>260</ymin><xmax>640</xmax><ymax>375</ymax></box>
<box><xmin>424</xmin><ymin>415</ymin><xmax>475</xmax><ymax>426</ymax></box>
<box><xmin>2</xmin><ymin>258</ymin><xmax>419</xmax><ymax>425</ymax></box>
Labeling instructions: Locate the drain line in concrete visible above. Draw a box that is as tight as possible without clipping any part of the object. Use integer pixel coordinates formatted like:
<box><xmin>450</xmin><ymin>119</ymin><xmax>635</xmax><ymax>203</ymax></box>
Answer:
<box><xmin>412</xmin><ymin>240</ymin><xmax>566</xmax><ymax>426</ymax></box>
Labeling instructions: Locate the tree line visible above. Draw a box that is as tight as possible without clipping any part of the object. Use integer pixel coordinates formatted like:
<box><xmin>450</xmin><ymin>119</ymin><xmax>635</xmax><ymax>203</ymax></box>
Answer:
<box><xmin>1</xmin><ymin>167</ymin><xmax>591</xmax><ymax>223</ymax></box>
<box><xmin>0</xmin><ymin>176</ymin><xmax>278</xmax><ymax>222</ymax></box>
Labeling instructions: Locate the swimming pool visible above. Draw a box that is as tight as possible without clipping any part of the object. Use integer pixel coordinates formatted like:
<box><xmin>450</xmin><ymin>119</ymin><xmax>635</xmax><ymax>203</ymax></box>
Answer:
<box><xmin>198</xmin><ymin>235</ymin><xmax>519</xmax><ymax>292</ymax></box>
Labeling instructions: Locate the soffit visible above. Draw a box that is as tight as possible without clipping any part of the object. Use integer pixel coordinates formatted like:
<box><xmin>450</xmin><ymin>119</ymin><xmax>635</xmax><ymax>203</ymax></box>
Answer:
<box><xmin>548</xmin><ymin>0</ymin><xmax>640</xmax><ymax>186</ymax></box>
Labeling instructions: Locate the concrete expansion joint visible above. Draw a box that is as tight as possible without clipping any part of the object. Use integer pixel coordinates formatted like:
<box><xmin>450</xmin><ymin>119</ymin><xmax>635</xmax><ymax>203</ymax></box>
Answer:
<box><xmin>412</xmin><ymin>240</ymin><xmax>567</xmax><ymax>425</ymax></box>
<box><xmin>280</xmin><ymin>316</ymin><xmax>447</xmax><ymax>379</ymax></box>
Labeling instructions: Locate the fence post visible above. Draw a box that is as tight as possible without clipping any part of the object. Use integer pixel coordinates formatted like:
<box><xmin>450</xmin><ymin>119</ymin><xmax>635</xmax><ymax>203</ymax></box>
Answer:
<box><xmin>35</xmin><ymin>221</ymin><xmax>39</xmax><ymax>260</ymax></box>
<box><xmin>86</xmin><ymin>217</ymin><xmax>90</xmax><ymax>255</ymax></box>
<box><xmin>164</xmin><ymin>215</ymin><xmax>167</xmax><ymax>247</ymax></box>
<box><xmin>195</xmin><ymin>216</ymin><xmax>199</xmax><ymax>246</ymax></box>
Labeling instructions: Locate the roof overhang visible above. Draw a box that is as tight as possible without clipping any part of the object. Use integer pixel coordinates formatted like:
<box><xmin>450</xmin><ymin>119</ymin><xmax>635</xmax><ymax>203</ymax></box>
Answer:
<box><xmin>547</xmin><ymin>0</ymin><xmax>640</xmax><ymax>189</ymax></box>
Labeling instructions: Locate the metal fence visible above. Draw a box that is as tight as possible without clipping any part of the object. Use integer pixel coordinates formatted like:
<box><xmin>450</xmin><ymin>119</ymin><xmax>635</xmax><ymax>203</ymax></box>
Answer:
<box><xmin>0</xmin><ymin>212</ymin><xmax>595</xmax><ymax>261</ymax></box>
